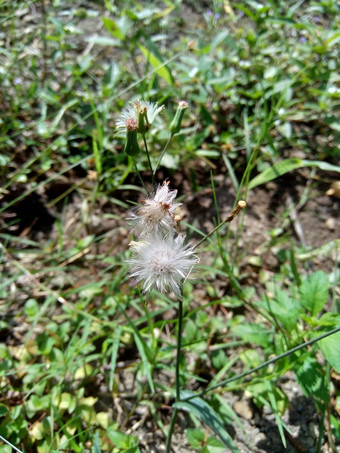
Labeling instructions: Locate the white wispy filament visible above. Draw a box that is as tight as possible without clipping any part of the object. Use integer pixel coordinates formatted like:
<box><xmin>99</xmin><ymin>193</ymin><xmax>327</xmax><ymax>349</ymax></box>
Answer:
<box><xmin>116</xmin><ymin>100</ymin><xmax>164</xmax><ymax>132</ymax></box>
<box><xmin>129</xmin><ymin>182</ymin><xmax>181</xmax><ymax>235</ymax></box>
<box><xmin>127</xmin><ymin>233</ymin><xmax>197</xmax><ymax>297</ymax></box>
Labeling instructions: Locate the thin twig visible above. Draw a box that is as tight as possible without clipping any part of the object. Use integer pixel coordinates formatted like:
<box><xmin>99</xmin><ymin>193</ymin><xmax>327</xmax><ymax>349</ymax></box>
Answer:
<box><xmin>194</xmin><ymin>200</ymin><xmax>247</xmax><ymax>250</ymax></box>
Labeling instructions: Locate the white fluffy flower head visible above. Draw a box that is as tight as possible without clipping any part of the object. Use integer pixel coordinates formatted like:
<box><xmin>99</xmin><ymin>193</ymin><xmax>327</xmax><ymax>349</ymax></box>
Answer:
<box><xmin>129</xmin><ymin>181</ymin><xmax>182</xmax><ymax>235</ymax></box>
<box><xmin>116</xmin><ymin>100</ymin><xmax>164</xmax><ymax>132</ymax></box>
<box><xmin>127</xmin><ymin>233</ymin><xmax>197</xmax><ymax>297</ymax></box>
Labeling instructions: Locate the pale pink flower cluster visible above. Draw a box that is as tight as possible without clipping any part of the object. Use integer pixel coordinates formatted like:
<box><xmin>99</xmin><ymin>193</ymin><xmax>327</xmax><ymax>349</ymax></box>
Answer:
<box><xmin>116</xmin><ymin>100</ymin><xmax>164</xmax><ymax>133</ymax></box>
<box><xmin>127</xmin><ymin>182</ymin><xmax>197</xmax><ymax>297</ymax></box>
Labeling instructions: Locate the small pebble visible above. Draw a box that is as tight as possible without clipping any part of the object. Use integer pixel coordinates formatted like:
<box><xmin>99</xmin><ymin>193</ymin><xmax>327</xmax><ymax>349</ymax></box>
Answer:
<box><xmin>234</xmin><ymin>400</ymin><xmax>253</xmax><ymax>420</ymax></box>
<box><xmin>325</xmin><ymin>217</ymin><xmax>335</xmax><ymax>231</ymax></box>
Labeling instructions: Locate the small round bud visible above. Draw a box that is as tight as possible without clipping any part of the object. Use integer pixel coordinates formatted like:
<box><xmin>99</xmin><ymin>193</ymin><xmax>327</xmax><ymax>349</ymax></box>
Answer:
<box><xmin>169</xmin><ymin>101</ymin><xmax>188</xmax><ymax>135</ymax></box>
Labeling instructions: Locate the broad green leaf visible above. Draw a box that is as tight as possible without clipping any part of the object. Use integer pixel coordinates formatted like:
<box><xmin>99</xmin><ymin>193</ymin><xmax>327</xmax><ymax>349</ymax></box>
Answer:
<box><xmin>264</xmin><ymin>289</ymin><xmax>303</xmax><ymax>331</ymax></box>
<box><xmin>205</xmin><ymin>437</ymin><xmax>226</xmax><ymax>452</ymax></box>
<box><xmin>299</xmin><ymin>271</ymin><xmax>329</xmax><ymax>316</ymax></box>
<box><xmin>138</xmin><ymin>43</ymin><xmax>173</xmax><ymax>86</ymax></box>
<box><xmin>0</xmin><ymin>403</ymin><xmax>9</xmax><ymax>417</ymax></box>
<box><xmin>239</xmin><ymin>349</ymin><xmax>261</xmax><ymax>368</ymax></box>
<box><xmin>175</xmin><ymin>391</ymin><xmax>240</xmax><ymax>452</ymax></box>
<box><xmin>107</xmin><ymin>428</ymin><xmax>140</xmax><ymax>452</ymax></box>
<box><xmin>319</xmin><ymin>331</ymin><xmax>340</xmax><ymax>373</ymax></box>
<box><xmin>231</xmin><ymin>323</ymin><xmax>272</xmax><ymax>347</ymax></box>
<box><xmin>249</xmin><ymin>159</ymin><xmax>340</xmax><ymax>189</ymax></box>
<box><xmin>53</xmin><ymin>393</ymin><xmax>77</xmax><ymax>413</ymax></box>
<box><xmin>295</xmin><ymin>355</ymin><xmax>329</xmax><ymax>408</ymax></box>
<box><xmin>186</xmin><ymin>428</ymin><xmax>205</xmax><ymax>448</ymax></box>
<box><xmin>318</xmin><ymin>313</ymin><xmax>340</xmax><ymax>327</ymax></box>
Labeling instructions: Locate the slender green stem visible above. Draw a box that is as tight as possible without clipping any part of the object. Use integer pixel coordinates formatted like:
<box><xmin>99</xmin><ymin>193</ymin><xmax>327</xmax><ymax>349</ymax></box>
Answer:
<box><xmin>194</xmin><ymin>201</ymin><xmax>247</xmax><ymax>250</ymax></box>
<box><xmin>182</xmin><ymin>325</ymin><xmax>340</xmax><ymax>402</ymax></box>
<box><xmin>154</xmin><ymin>134</ymin><xmax>173</xmax><ymax>175</ymax></box>
<box><xmin>132</xmin><ymin>156</ymin><xmax>146</xmax><ymax>190</ymax></box>
<box><xmin>175</xmin><ymin>299</ymin><xmax>183</xmax><ymax>401</ymax></box>
<box><xmin>142</xmin><ymin>134</ymin><xmax>155</xmax><ymax>188</ymax></box>
<box><xmin>165</xmin><ymin>298</ymin><xmax>184</xmax><ymax>452</ymax></box>
<box><xmin>165</xmin><ymin>408</ymin><xmax>178</xmax><ymax>453</ymax></box>
<box><xmin>0</xmin><ymin>435</ymin><xmax>23</xmax><ymax>453</ymax></box>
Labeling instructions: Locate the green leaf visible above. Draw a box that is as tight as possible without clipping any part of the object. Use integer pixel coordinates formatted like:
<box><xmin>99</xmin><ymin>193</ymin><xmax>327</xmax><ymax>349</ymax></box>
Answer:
<box><xmin>133</xmin><ymin>332</ymin><xmax>155</xmax><ymax>394</ymax></box>
<box><xmin>186</xmin><ymin>428</ymin><xmax>205</xmax><ymax>448</ymax></box>
<box><xmin>175</xmin><ymin>391</ymin><xmax>240</xmax><ymax>452</ymax></box>
<box><xmin>300</xmin><ymin>271</ymin><xmax>329</xmax><ymax>316</ymax></box>
<box><xmin>205</xmin><ymin>436</ymin><xmax>226</xmax><ymax>452</ymax></box>
<box><xmin>109</xmin><ymin>326</ymin><xmax>122</xmax><ymax>391</ymax></box>
<box><xmin>92</xmin><ymin>430</ymin><xmax>101</xmax><ymax>453</ymax></box>
<box><xmin>92</xmin><ymin>135</ymin><xmax>102</xmax><ymax>175</ymax></box>
<box><xmin>138</xmin><ymin>43</ymin><xmax>173</xmax><ymax>86</ymax></box>
<box><xmin>295</xmin><ymin>355</ymin><xmax>329</xmax><ymax>408</ymax></box>
<box><xmin>265</xmin><ymin>289</ymin><xmax>303</xmax><ymax>331</ymax></box>
<box><xmin>249</xmin><ymin>159</ymin><xmax>340</xmax><ymax>189</ymax></box>
<box><xmin>231</xmin><ymin>323</ymin><xmax>272</xmax><ymax>348</ymax></box>
<box><xmin>107</xmin><ymin>428</ymin><xmax>139</xmax><ymax>452</ymax></box>
<box><xmin>0</xmin><ymin>403</ymin><xmax>9</xmax><ymax>417</ymax></box>
<box><xmin>86</xmin><ymin>36</ymin><xmax>120</xmax><ymax>46</ymax></box>
<box><xmin>102</xmin><ymin>17</ymin><xmax>124</xmax><ymax>40</ymax></box>
<box><xmin>318</xmin><ymin>331</ymin><xmax>340</xmax><ymax>373</ymax></box>
<box><xmin>201</xmin><ymin>30</ymin><xmax>234</xmax><ymax>54</ymax></box>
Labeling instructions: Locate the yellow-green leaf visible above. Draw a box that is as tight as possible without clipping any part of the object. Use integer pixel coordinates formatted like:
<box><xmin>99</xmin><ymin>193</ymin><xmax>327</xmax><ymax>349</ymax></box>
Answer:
<box><xmin>138</xmin><ymin>44</ymin><xmax>173</xmax><ymax>86</ymax></box>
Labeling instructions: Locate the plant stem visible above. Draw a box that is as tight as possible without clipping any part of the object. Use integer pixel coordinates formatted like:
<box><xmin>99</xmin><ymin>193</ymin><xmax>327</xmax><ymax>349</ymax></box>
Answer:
<box><xmin>175</xmin><ymin>299</ymin><xmax>183</xmax><ymax>401</ymax></box>
<box><xmin>142</xmin><ymin>134</ymin><xmax>155</xmax><ymax>188</ymax></box>
<box><xmin>132</xmin><ymin>156</ymin><xmax>146</xmax><ymax>191</ymax></box>
<box><xmin>154</xmin><ymin>134</ymin><xmax>173</xmax><ymax>175</ymax></box>
<box><xmin>182</xmin><ymin>325</ymin><xmax>340</xmax><ymax>402</ymax></box>
<box><xmin>165</xmin><ymin>298</ymin><xmax>184</xmax><ymax>452</ymax></box>
<box><xmin>194</xmin><ymin>200</ymin><xmax>247</xmax><ymax>250</ymax></box>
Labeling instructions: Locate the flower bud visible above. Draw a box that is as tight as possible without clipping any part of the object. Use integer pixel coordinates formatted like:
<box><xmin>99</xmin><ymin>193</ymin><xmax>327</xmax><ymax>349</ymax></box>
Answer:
<box><xmin>124</xmin><ymin>129</ymin><xmax>140</xmax><ymax>156</ymax></box>
<box><xmin>137</xmin><ymin>106</ymin><xmax>148</xmax><ymax>134</ymax></box>
<box><xmin>169</xmin><ymin>101</ymin><xmax>188</xmax><ymax>135</ymax></box>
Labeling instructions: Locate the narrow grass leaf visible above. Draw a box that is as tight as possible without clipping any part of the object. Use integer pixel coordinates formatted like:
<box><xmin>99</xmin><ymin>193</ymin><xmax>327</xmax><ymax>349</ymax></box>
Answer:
<box><xmin>138</xmin><ymin>44</ymin><xmax>174</xmax><ymax>86</ymax></box>
<box><xmin>92</xmin><ymin>135</ymin><xmax>102</xmax><ymax>175</ymax></box>
<box><xmin>133</xmin><ymin>332</ymin><xmax>155</xmax><ymax>394</ymax></box>
<box><xmin>175</xmin><ymin>391</ymin><xmax>240</xmax><ymax>452</ymax></box>
<box><xmin>266</xmin><ymin>390</ymin><xmax>286</xmax><ymax>448</ymax></box>
<box><xmin>249</xmin><ymin>159</ymin><xmax>340</xmax><ymax>189</ymax></box>
<box><xmin>92</xmin><ymin>430</ymin><xmax>101</xmax><ymax>453</ymax></box>
<box><xmin>109</xmin><ymin>326</ymin><xmax>121</xmax><ymax>391</ymax></box>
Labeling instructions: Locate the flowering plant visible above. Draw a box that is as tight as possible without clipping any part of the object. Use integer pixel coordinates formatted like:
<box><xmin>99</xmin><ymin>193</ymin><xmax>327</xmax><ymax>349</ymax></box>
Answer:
<box><xmin>119</xmin><ymin>99</ymin><xmax>246</xmax><ymax>452</ymax></box>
